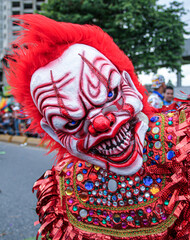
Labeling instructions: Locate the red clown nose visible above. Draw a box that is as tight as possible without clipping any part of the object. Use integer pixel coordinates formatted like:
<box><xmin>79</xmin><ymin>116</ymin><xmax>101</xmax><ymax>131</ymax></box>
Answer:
<box><xmin>89</xmin><ymin>114</ymin><xmax>116</xmax><ymax>135</ymax></box>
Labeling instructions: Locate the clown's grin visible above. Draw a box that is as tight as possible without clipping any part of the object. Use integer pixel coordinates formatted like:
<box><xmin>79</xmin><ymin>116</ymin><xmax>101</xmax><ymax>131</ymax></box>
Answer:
<box><xmin>90</xmin><ymin>121</ymin><xmax>136</xmax><ymax>164</ymax></box>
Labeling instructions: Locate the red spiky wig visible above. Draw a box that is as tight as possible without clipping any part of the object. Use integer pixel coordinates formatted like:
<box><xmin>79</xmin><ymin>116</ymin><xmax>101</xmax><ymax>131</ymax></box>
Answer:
<box><xmin>6</xmin><ymin>14</ymin><xmax>150</xmax><ymax>157</ymax></box>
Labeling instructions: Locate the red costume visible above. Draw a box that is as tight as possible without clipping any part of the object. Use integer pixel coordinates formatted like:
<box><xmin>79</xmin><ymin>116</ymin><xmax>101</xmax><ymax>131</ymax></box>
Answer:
<box><xmin>6</xmin><ymin>14</ymin><xmax>190</xmax><ymax>239</ymax></box>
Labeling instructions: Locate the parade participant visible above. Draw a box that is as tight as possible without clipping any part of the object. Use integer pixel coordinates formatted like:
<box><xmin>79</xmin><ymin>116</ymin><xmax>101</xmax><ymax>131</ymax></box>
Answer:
<box><xmin>163</xmin><ymin>86</ymin><xmax>174</xmax><ymax>106</ymax></box>
<box><xmin>148</xmin><ymin>75</ymin><xmax>165</xmax><ymax>108</ymax></box>
<box><xmin>6</xmin><ymin>14</ymin><xmax>190</xmax><ymax>240</ymax></box>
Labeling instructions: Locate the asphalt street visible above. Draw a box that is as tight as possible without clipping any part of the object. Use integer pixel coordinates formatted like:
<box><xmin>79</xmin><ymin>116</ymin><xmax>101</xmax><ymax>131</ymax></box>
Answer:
<box><xmin>0</xmin><ymin>142</ymin><xmax>55</xmax><ymax>240</ymax></box>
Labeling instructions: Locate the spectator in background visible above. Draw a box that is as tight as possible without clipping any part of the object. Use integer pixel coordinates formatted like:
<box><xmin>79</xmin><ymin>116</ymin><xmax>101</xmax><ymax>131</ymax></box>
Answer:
<box><xmin>148</xmin><ymin>74</ymin><xmax>166</xmax><ymax>108</ymax></box>
<box><xmin>163</xmin><ymin>86</ymin><xmax>174</xmax><ymax>106</ymax></box>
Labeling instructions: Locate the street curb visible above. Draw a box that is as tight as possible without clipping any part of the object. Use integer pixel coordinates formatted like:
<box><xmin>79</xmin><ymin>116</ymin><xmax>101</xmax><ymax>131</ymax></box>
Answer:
<box><xmin>0</xmin><ymin>134</ymin><xmax>44</xmax><ymax>147</ymax></box>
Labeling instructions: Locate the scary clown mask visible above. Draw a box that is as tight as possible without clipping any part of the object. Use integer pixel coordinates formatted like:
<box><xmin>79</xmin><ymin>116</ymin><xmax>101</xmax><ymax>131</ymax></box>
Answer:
<box><xmin>30</xmin><ymin>44</ymin><xmax>148</xmax><ymax>175</ymax></box>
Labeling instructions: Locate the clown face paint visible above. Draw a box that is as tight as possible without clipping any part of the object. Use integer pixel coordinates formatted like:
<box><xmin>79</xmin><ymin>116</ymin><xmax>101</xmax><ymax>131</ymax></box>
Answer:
<box><xmin>30</xmin><ymin>44</ymin><xmax>148</xmax><ymax>175</ymax></box>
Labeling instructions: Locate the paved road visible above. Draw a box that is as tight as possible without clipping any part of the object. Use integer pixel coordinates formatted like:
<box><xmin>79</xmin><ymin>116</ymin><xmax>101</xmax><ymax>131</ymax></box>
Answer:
<box><xmin>0</xmin><ymin>142</ymin><xmax>55</xmax><ymax>240</ymax></box>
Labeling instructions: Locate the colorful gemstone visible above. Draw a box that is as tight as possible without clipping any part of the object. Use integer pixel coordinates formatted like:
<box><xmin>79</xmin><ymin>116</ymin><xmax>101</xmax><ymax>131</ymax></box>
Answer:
<box><xmin>146</xmin><ymin>206</ymin><xmax>152</xmax><ymax>213</ymax></box>
<box><xmin>73</xmin><ymin>206</ymin><xmax>78</xmax><ymax>211</ymax></box>
<box><xmin>138</xmin><ymin>196</ymin><xmax>143</xmax><ymax>202</ymax></box>
<box><xmin>149</xmin><ymin>142</ymin><xmax>154</xmax><ymax>148</ymax></box>
<box><xmin>66</xmin><ymin>179</ymin><xmax>70</xmax><ymax>184</ymax></box>
<box><xmin>113</xmin><ymin>213</ymin><xmax>121</xmax><ymax>223</ymax></box>
<box><xmin>148</xmin><ymin>135</ymin><xmax>153</xmax><ymax>141</ymax></box>
<box><xmin>150</xmin><ymin>184</ymin><xmax>160</xmax><ymax>194</ymax></box>
<box><xmin>155</xmin><ymin>141</ymin><xmax>162</xmax><ymax>149</ymax></box>
<box><xmin>94</xmin><ymin>165</ymin><xmax>100</xmax><ymax>171</ymax></box>
<box><xmin>102</xmin><ymin>219</ymin><xmax>106</xmax><ymax>224</ymax></box>
<box><xmin>168</xmin><ymin>121</ymin><xmax>173</xmax><ymax>125</ymax></box>
<box><xmin>143</xmin><ymin>154</ymin><xmax>148</xmax><ymax>162</ymax></box>
<box><xmin>128</xmin><ymin>199</ymin><xmax>134</xmax><ymax>204</ymax></box>
<box><xmin>77</xmin><ymin>216</ymin><xmax>82</xmax><ymax>221</ymax></box>
<box><xmin>154</xmin><ymin>134</ymin><xmax>159</xmax><ymax>139</ymax></box>
<box><xmin>108</xmin><ymin>179</ymin><xmax>117</xmax><ymax>192</ymax></box>
<box><xmin>85</xmin><ymin>162</ymin><xmax>92</xmax><ymax>167</ymax></box>
<box><xmin>155</xmin><ymin>155</ymin><xmax>160</xmax><ymax>160</ymax></box>
<box><xmin>79</xmin><ymin>209</ymin><xmax>87</xmax><ymax>218</ymax></box>
<box><xmin>144</xmin><ymin>140</ymin><xmax>147</xmax><ymax>146</ymax></box>
<box><xmin>140</xmin><ymin>186</ymin><xmax>146</xmax><ymax>191</ymax></box>
<box><xmin>152</xmin><ymin>127</ymin><xmax>160</xmax><ymax>134</ymax></box>
<box><xmin>77</xmin><ymin>186</ymin><xmax>81</xmax><ymax>191</ymax></box>
<box><xmin>148</xmin><ymin>151</ymin><xmax>154</xmax><ymax>157</ymax></box>
<box><xmin>156</xmin><ymin>122</ymin><xmax>160</xmax><ymax>126</ymax></box>
<box><xmin>156</xmin><ymin>178</ymin><xmax>162</xmax><ymax>183</ymax></box>
<box><xmin>85</xmin><ymin>181</ymin><xmax>94</xmax><ymax>190</ymax></box>
<box><xmin>167</xmin><ymin>150</ymin><xmax>175</xmax><ymax>160</ymax></box>
<box><xmin>138</xmin><ymin>209</ymin><xmax>144</xmax><ymax>216</ymax></box>
<box><xmin>121</xmin><ymin>222</ymin><xmax>127</xmax><ymax>228</ymax></box>
<box><xmin>147</xmin><ymin>127</ymin><xmax>151</xmax><ymax>132</ymax></box>
<box><xmin>119</xmin><ymin>200</ymin><xmax>124</xmax><ymax>206</ymax></box>
<box><xmin>67</xmin><ymin>162</ymin><xmax>73</xmax><ymax>169</ymax></box>
<box><xmin>161</xmin><ymin>214</ymin><xmax>167</xmax><ymax>220</ymax></box>
<box><xmin>168</xmin><ymin>142</ymin><xmax>173</xmax><ymax>148</ymax></box>
<box><xmin>143</xmin><ymin>219</ymin><xmax>148</xmax><ymax>225</ymax></box>
<box><xmin>89</xmin><ymin>197</ymin><xmax>94</xmax><ymax>203</ymax></box>
<box><xmin>150</xmin><ymin>116</ymin><xmax>159</xmax><ymax>122</ymax></box>
<box><xmin>77</xmin><ymin>173</ymin><xmax>84</xmax><ymax>181</ymax></box>
<box><xmin>135</xmin><ymin>220</ymin><xmax>140</xmax><ymax>225</ymax></box>
<box><xmin>93</xmin><ymin>218</ymin><xmax>99</xmax><ymax>224</ymax></box>
<box><xmin>113</xmin><ymin>202</ymin><xmax>117</xmax><ymax>207</ymax></box>
<box><xmin>66</xmin><ymin>171</ymin><xmax>71</xmax><ymax>176</ymax></box>
<box><xmin>164</xmin><ymin>200</ymin><xmax>169</xmax><ymax>206</ymax></box>
<box><xmin>167</xmin><ymin>135</ymin><xmax>173</xmax><ymax>140</ymax></box>
<box><xmin>143</xmin><ymin>176</ymin><xmax>153</xmax><ymax>186</ymax></box>
<box><xmin>79</xmin><ymin>192</ymin><xmax>88</xmax><ymax>202</ymax></box>
<box><xmin>88</xmin><ymin>216</ymin><xmax>92</xmax><ymax>222</ymax></box>
<box><xmin>168</xmin><ymin>117</ymin><xmax>173</xmax><ymax>121</ymax></box>
<box><xmin>134</xmin><ymin>189</ymin><xmax>139</xmax><ymax>195</ymax></box>
<box><xmin>66</xmin><ymin>187</ymin><xmax>73</xmax><ymax>196</ymax></box>
<box><xmin>127</xmin><ymin>216</ymin><xmax>133</xmax><ymax>222</ymax></box>
<box><xmin>152</xmin><ymin>217</ymin><xmax>157</xmax><ymax>223</ymax></box>
<box><xmin>128</xmin><ymin>180</ymin><xmax>133</xmax><ymax>185</ymax></box>
<box><xmin>126</xmin><ymin>191</ymin><xmax>132</xmax><ymax>197</ymax></box>
<box><xmin>121</xmin><ymin>213</ymin><xmax>127</xmax><ymax>219</ymax></box>
<box><xmin>95</xmin><ymin>181</ymin><xmax>99</xmax><ymax>186</ymax></box>
<box><xmin>145</xmin><ymin>192</ymin><xmax>150</xmax><ymax>198</ymax></box>
<box><xmin>89</xmin><ymin>210</ymin><xmax>94</xmax><ymax>215</ymax></box>
<box><xmin>68</xmin><ymin>198</ymin><xmax>74</xmax><ymax>204</ymax></box>
<box><xmin>92</xmin><ymin>190</ymin><xmax>97</xmax><ymax>195</ymax></box>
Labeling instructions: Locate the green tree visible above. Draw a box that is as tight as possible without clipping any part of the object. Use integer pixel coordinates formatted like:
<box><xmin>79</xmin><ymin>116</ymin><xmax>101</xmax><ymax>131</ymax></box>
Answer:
<box><xmin>41</xmin><ymin>0</ymin><xmax>188</xmax><ymax>73</ymax></box>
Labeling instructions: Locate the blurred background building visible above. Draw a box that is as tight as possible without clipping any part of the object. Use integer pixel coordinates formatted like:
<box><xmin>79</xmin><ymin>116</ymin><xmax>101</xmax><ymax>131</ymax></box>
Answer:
<box><xmin>0</xmin><ymin>0</ymin><xmax>47</xmax><ymax>95</ymax></box>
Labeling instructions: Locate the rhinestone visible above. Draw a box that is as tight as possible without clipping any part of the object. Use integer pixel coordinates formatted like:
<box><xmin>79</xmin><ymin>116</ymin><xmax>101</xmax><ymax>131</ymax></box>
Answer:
<box><xmin>127</xmin><ymin>216</ymin><xmax>133</xmax><ymax>222</ymax></box>
<box><xmin>120</xmin><ymin>176</ymin><xmax>125</xmax><ymax>181</ymax></box>
<box><xmin>164</xmin><ymin>200</ymin><xmax>169</xmax><ymax>206</ymax></box>
<box><xmin>144</xmin><ymin>140</ymin><xmax>147</xmax><ymax>146</ymax></box>
<box><xmin>85</xmin><ymin>162</ymin><xmax>92</xmax><ymax>167</ymax></box>
<box><xmin>67</xmin><ymin>162</ymin><xmax>73</xmax><ymax>169</ymax></box>
<box><xmin>143</xmin><ymin>176</ymin><xmax>153</xmax><ymax>186</ymax></box>
<box><xmin>92</xmin><ymin>190</ymin><xmax>97</xmax><ymax>195</ymax></box>
<box><xmin>68</xmin><ymin>198</ymin><xmax>74</xmax><ymax>204</ymax></box>
<box><xmin>135</xmin><ymin>220</ymin><xmax>140</xmax><ymax>225</ymax></box>
<box><xmin>135</xmin><ymin>176</ymin><xmax>140</xmax><ymax>182</ymax></box>
<box><xmin>128</xmin><ymin>199</ymin><xmax>134</xmax><ymax>204</ymax></box>
<box><xmin>130</xmin><ymin>210</ymin><xmax>136</xmax><ymax>217</ymax></box>
<box><xmin>145</xmin><ymin>192</ymin><xmax>150</xmax><ymax>198</ymax></box>
<box><xmin>148</xmin><ymin>151</ymin><xmax>154</xmax><ymax>157</ymax></box>
<box><xmin>152</xmin><ymin>217</ymin><xmax>157</xmax><ymax>223</ymax></box>
<box><xmin>140</xmin><ymin>186</ymin><xmax>146</xmax><ymax>191</ymax></box>
<box><xmin>103</xmin><ymin>190</ymin><xmax>108</xmax><ymax>195</ymax></box>
<box><xmin>97</xmin><ymin>198</ymin><xmax>101</xmax><ymax>204</ymax></box>
<box><xmin>107</xmin><ymin>195</ymin><xmax>111</xmax><ymax>200</ymax></box>
<box><xmin>149</xmin><ymin>142</ymin><xmax>154</xmax><ymax>148</ymax></box>
<box><xmin>138</xmin><ymin>209</ymin><xmax>144</xmax><ymax>216</ymax></box>
<box><xmin>78</xmin><ymin>163</ymin><xmax>82</xmax><ymax>167</ymax></box>
<box><xmin>120</xmin><ymin>188</ymin><xmax>126</xmax><ymax>194</ymax></box>
<box><xmin>99</xmin><ymin>190</ymin><xmax>103</xmax><ymax>196</ymax></box>
<box><xmin>97</xmin><ymin>210</ymin><xmax>102</xmax><ymax>215</ymax></box>
<box><xmin>85</xmin><ymin>181</ymin><xmax>94</xmax><ymax>190</ymax></box>
<box><xmin>161</xmin><ymin>214</ymin><xmax>167</xmax><ymax>220</ymax></box>
<box><xmin>95</xmin><ymin>181</ymin><xmax>100</xmax><ymax>186</ymax></box>
<box><xmin>155</xmin><ymin>155</ymin><xmax>160</xmax><ymax>160</ymax></box>
<box><xmin>102</xmin><ymin>199</ymin><xmax>107</xmax><ymax>204</ymax></box>
<box><xmin>168</xmin><ymin>112</ymin><xmax>174</xmax><ymax>117</ymax></box>
<box><xmin>133</xmin><ymin>189</ymin><xmax>139</xmax><ymax>195</ymax></box>
<box><xmin>121</xmin><ymin>182</ymin><xmax>126</xmax><ymax>187</ymax></box>
<box><xmin>79</xmin><ymin>192</ymin><xmax>88</xmax><ymax>202</ymax></box>
<box><xmin>126</xmin><ymin>191</ymin><xmax>132</xmax><ymax>197</ymax></box>
<box><xmin>66</xmin><ymin>187</ymin><xmax>73</xmax><ymax>196</ymax></box>
<box><xmin>83</xmin><ymin>169</ymin><xmax>87</xmax><ymax>174</ymax></box>
<box><xmin>77</xmin><ymin>174</ymin><xmax>83</xmax><ymax>182</ymax></box>
<box><xmin>154</xmin><ymin>134</ymin><xmax>159</xmax><ymax>140</ymax></box>
<box><xmin>121</xmin><ymin>213</ymin><xmax>127</xmax><ymax>219</ymax></box>
<box><xmin>167</xmin><ymin>150</ymin><xmax>175</xmax><ymax>160</ymax></box>
<box><xmin>73</xmin><ymin>206</ymin><xmax>78</xmax><ymax>211</ymax></box>
<box><xmin>102</xmin><ymin>219</ymin><xmax>106</xmax><ymax>224</ymax></box>
<box><xmin>150</xmin><ymin>116</ymin><xmax>159</xmax><ymax>122</ymax></box>
<box><xmin>146</xmin><ymin>206</ymin><xmax>152</xmax><ymax>213</ymax></box>
<box><xmin>128</xmin><ymin>180</ymin><xmax>133</xmax><ymax>186</ymax></box>
<box><xmin>117</xmin><ymin>194</ymin><xmax>122</xmax><ymax>199</ymax></box>
<box><xmin>94</xmin><ymin>165</ymin><xmax>100</xmax><ymax>171</ymax></box>
<box><xmin>113</xmin><ymin>202</ymin><xmax>118</xmax><ymax>207</ymax></box>
<box><xmin>103</xmin><ymin>172</ymin><xmax>108</xmax><ymax>177</ymax></box>
<box><xmin>100</xmin><ymin>169</ymin><xmax>104</xmax><ymax>174</ymax></box>
<box><xmin>89</xmin><ymin>210</ymin><xmax>94</xmax><ymax>215</ymax></box>
<box><xmin>148</xmin><ymin>135</ymin><xmax>153</xmax><ymax>141</ymax></box>
<box><xmin>113</xmin><ymin>213</ymin><xmax>121</xmax><ymax>223</ymax></box>
<box><xmin>103</xmin><ymin>184</ymin><xmax>106</xmax><ymax>189</ymax></box>
<box><xmin>168</xmin><ymin>142</ymin><xmax>173</xmax><ymax>148</ymax></box>
<box><xmin>119</xmin><ymin>200</ymin><xmax>124</xmax><ymax>206</ymax></box>
<box><xmin>112</xmin><ymin>195</ymin><xmax>117</xmax><ymax>201</ymax></box>
<box><xmin>143</xmin><ymin>219</ymin><xmax>148</xmax><ymax>225</ymax></box>
<box><xmin>168</xmin><ymin>135</ymin><xmax>172</xmax><ymax>140</ymax></box>
<box><xmin>155</xmin><ymin>141</ymin><xmax>162</xmax><ymax>149</ymax></box>
<box><xmin>121</xmin><ymin>222</ymin><xmax>127</xmax><ymax>228</ymax></box>
<box><xmin>89</xmin><ymin>197</ymin><xmax>94</xmax><ymax>203</ymax></box>
<box><xmin>106</xmin><ymin>215</ymin><xmax>110</xmax><ymax>221</ymax></box>
<box><xmin>107</xmin><ymin>201</ymin><xmax>111</xmax><ymax>206</ymax></box>
<box><xmin>98</xmin><ymin>175</ymin><xmax>102</xmax><ymax>180</ymax></box>
<box><xmin>156</xmin><ymin>178</ymin><xmax>162</xmax><ymax>183</ymax></box>
<box><xmin>150</xmin><ymin>184</ymin><xmax>160</xmax><ymax>194</ymax></box>
<box><xmin>103</xmin><ymin>211</ymin><xmax>107</xmax><ymax>217</ymax></box>
<box><xmin>156</xmin><ymin>122</ymin><xmax>160</xmax><ymax>126</ymax></box>
<box><xmin>108</xmin><ymin>179</ymin><xmax>117</xmax><ymax>192</ymax></box>
<box><xmin>88</xmin><ymin>216</ymin><xmax>92</xmax><ymax>222</ymax></box>
<box><xmin>152</xmin><ymin>127</ymin><xmax>160</xmax><ymax>134</ymax></box>
<box><xmin>66</xmin><ymin>179</ymin><xmax>70</xmax><ymax>184</ymax></box>
<box><xmin>155</xmin><ymin>204</ymin><xmax>164</xmax><ymax>215</ymax></box>
<box><xmin>79</xmin><ymin>209</ymin><xmax>87</xmax><ymax>218</ymax></box>
<box><xmin>138</xmin><ymin>196</ymin><xmax>143</xmax><ymax>202</ymax></box>
<box><xmin>168</xmin><ymin>121</ymin><xmax>173</xmax><ymax>125</ymax></box>
<box><xmin>77</xmin><ymin>216</ymin><xmax>82</xmax><ymax>221</ymax></box>
<box><xmin>93</xmin><ymin>218</ymin><xmax>99</xmax><ymax>224</ymax></box>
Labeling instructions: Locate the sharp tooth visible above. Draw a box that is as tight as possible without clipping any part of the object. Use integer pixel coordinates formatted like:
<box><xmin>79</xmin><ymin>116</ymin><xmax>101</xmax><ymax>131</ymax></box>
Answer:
<box><xmin>106</xmin><ymin>140</ymin><xmax>111</xmax><ymax>147</ymax></box>
<box><xmin>113</xmin><ymin>148</ymin><xmax>121</xmax><ymax>154</ymax></box>
<box><xmin>109</xmin><ymin>149</ymin><xmax>113</xmax><ymax>155</ymax></box>
<box><xmin>97</xmin><ymin>145</ymin><xmax>103</xmax><ymax>151</ymax></box>
<box><xmin>105</xmin><ymin>150</ymin><xmax>109</xmax><ymax>155</ymax></box>
<box><xmin>120</xmin><ymin>143</ymin><xmax>126</xmax><ymax>150</ymax></box>
<box><xmin>119</xmin><ymin>132</ymin><xmax>123</xmax><ymax>140</ymax></box>
<box><xmin>112</xmin><ymin>138</ymin><xmax>117</xmax><ymax>146</ymax></box>
<box><xmin>116</xmin><ymin>146</ymin><xmax>123</xmax><ymax>152</ymax></box>
<box><xmin>116</xmin><ymin>135</ymin><xmax>120</xmax><ymax>143</ymax></box>
<box><xmin>101</xmin><ymin>143</ymin><xmax>107</xmax><ymax>149</ymax></box>
<box><xmin>120</xmin><ymin>128</ymin><xmax>126</xmax><ymax>137</ymax></box>
<box><xmin>124</xmin><ymin>138</ymin><xmax>129</xmax><ymax>145</ymax></box>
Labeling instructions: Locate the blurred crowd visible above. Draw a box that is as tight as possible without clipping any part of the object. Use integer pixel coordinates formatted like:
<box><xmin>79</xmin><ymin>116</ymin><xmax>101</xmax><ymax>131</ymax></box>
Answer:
<box><xmin>0</xmin><ymin>74</ymin><xmax>189</xmax><ymax>137</ymax></box>
<box><xmin>0</xmin><ymin>98</ymin><xmax>39</xmax><ymax>137</ymax></box>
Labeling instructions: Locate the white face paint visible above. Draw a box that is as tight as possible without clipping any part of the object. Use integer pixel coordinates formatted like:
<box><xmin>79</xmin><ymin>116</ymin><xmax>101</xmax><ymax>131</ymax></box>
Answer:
<box><xmin>31</xmin><ymin>44</ymin><xmax>148</xmax><ymax>175</ymax></box>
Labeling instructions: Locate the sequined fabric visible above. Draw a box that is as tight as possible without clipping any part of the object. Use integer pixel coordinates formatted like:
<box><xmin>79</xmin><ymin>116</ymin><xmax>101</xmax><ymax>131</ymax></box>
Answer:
<box><xmin>33</xmin><ymin>104</ymin><xmax>190</xmax><ymax>240</ymax></box>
